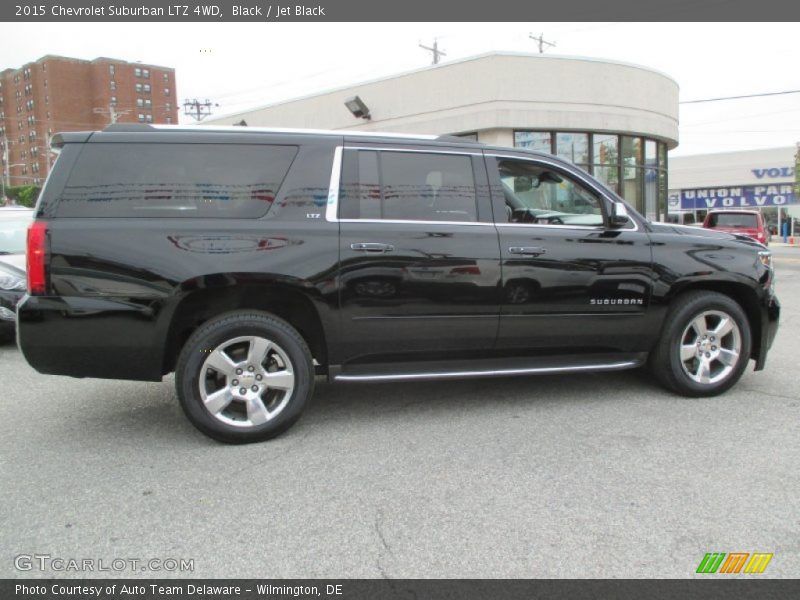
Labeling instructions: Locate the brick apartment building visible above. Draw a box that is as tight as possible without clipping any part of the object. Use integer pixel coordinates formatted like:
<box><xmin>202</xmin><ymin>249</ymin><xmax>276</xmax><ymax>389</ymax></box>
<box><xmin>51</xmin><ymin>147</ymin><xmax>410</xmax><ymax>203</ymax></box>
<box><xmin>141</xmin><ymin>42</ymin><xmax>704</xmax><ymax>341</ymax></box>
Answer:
<box><xmin>1</xmin><ymin>55</ymin><xmax>178</xmax><ymax>187</ymax></box>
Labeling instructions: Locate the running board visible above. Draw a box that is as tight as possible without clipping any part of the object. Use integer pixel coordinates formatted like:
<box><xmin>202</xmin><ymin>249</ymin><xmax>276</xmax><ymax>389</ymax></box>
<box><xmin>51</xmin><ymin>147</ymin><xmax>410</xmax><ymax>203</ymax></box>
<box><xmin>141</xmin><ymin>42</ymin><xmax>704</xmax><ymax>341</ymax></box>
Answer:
<box><xmin>333</xmin><ymin>354</ymin><xmax>645</xmax><ymax>383</ymax></box>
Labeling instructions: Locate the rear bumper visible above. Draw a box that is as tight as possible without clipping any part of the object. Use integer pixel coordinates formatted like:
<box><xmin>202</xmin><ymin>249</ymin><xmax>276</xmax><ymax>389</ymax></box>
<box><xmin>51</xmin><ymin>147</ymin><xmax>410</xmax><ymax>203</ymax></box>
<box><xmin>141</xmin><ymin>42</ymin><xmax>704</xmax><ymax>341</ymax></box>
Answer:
<box><xmin>16</xmin><ymin>294</ymin><xmax>165</xmax><ymax>381</ymax></box>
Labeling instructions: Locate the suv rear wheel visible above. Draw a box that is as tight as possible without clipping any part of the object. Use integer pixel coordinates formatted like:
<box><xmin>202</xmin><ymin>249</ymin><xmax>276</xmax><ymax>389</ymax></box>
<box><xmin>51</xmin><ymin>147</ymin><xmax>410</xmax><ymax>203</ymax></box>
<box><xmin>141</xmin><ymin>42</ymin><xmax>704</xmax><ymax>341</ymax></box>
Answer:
<box><xmin>175</xmin><ymin>311</ymin><xmax>314</xmax><ymax>443</ymax></box>
<box><xmin>650</xmin><ymin>291</ymin><xmax>751</xmax><ymax>397</ymax></box>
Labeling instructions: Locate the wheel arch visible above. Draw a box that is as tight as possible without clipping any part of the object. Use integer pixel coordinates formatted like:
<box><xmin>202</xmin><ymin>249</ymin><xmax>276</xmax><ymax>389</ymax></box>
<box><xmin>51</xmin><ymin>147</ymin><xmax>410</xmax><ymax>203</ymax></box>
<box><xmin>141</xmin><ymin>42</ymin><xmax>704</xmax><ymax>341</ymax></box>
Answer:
<box><xmin>665</xmin><ymin>278</ymin><xmax>762</xmax><ymax>362</ymax></box>
<box><xmin>160</xmin><ymin>276</ymin><xmax>331</xmax><ymax>376</ymax></box>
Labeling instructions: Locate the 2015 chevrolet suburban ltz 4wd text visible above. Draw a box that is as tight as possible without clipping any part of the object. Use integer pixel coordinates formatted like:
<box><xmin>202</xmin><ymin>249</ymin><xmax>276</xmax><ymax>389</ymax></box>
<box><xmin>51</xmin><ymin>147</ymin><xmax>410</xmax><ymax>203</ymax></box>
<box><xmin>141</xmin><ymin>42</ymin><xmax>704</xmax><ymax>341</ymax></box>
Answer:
<box><xmin>17</xmin><ymin>125</ymin><xmax>780</xmax><ymax>443</ymax></box>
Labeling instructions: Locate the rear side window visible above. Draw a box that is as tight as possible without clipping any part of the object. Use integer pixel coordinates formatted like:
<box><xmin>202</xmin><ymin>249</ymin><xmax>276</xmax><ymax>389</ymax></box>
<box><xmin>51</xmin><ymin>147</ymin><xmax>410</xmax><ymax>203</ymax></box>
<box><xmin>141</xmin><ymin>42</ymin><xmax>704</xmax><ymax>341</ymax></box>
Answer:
<box><xmin>57</xmin><ymin>143</ymin><xmax>297</xmax><ymax>218</ymax></box>
<box><xmin>340</xmin><ymin>149</ymin><xmax>477</xmax><ymax>222</ymax></box>
<box><xmin>707</xmin><ymin>213</ymin><xmax>758</xmax><ymax>228</ymax></box>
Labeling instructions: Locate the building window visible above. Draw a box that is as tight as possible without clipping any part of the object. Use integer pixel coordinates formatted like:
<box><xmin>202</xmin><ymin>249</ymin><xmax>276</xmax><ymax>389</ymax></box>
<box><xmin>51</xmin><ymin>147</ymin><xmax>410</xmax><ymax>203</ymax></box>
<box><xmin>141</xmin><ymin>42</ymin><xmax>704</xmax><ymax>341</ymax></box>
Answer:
<box><xmin>138</xmin><ymin>114</ymin><xmax>145</xmax><ymax>123</ymax></box>
<box><xmin>163</xmin><ymin>73</ymin><xmax>169</xmax><ymax>81</ymax></box>
<box><xmin>555</xmin><ymin>132</ymin><xmax>589</xmax><ymax>170</ymax></box>
<box><xmin>135</xmin><ymin>68</ymin><xmax>141</xmax><ymax>77</ymax></box>
<box><xmin>163</xmin><ymin>87</ymin><xmax>170</xmax><ymax>96</ymax></box>
<box><xmin>143</xmin><ymin>84</ymin><xmax>151</xmax><ymax>93</ymax></box>
<box><xmin>144</xmin><ymin>99</ymin><xmax>152</xmax><ymax>108</ymax></box>
<box><xmin>166</xmin><ymin>117</ymin><xmax>172</xmax><ymax>124</ymax></box>
<box><xmin>143</xmin><ymin>69</ymin><xmax>150</xmax><ymax>78</ymax></box>
<box><xmin>135</xmin><ymin>83</ymin><xmax>142</xmax><ymax>93</ymax></box>
<box><xmin>109</xmin><ymin>65</ymin><xmax>115</xmax><ymax>77</ymax></box>
<box><xmin>513</xmin><ymin>130</ymin><xmax>669</xmax><ymax>220</ymax></box>
<box><xmin>145</xmin><ymin>114</ymin><xmax>153</xmax><ymax>123</ymax></box>
<box><xmin>514</xmin><ymin>131</ymin><xmax>552</xmax><ymax>154</ymax></box>
<box><xmin>137</xmin><ymin>98</ymin><xmax>144</xmax><ymax>108</ymax></box>
<box><xmin>110</xmin><ymin>80</ymin><xmax>116</xmax><ymax>91</ymax></box>
<box><xmin>110</xmin><ymin>96</ymin><xmax>117</xmax><ymax>106</ymax></box>
<box><xmin>165</xmin><ymin>102</ymin><xmax>172</xmax><ymax>112</ymax></box>
<box><xmin>592</xmin><ymin>133</ymin><xmax>620</xmax><ymax>195</ymax></box>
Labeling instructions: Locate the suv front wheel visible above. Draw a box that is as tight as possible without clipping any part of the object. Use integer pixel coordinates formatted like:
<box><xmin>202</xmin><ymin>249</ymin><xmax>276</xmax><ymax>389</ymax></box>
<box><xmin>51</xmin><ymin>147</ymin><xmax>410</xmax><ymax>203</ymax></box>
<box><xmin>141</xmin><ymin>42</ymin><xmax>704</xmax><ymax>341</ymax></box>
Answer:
<box><xmin>650</xmin><ymin>291</ymin><xmax>751</xmax><ymax>397</ymax></box>
<box><xmin>175</xmin><ymin>311</ymin><xmax>314</xmax><ymax>443</ymax></box>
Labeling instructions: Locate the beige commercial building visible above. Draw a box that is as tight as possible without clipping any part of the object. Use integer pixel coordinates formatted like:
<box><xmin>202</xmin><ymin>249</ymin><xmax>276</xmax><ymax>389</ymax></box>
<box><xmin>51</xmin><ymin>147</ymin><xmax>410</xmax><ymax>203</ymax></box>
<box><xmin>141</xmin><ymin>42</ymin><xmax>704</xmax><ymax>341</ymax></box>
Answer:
<box><xmin>206</xmin><ymin>52</ymin><xmax>679</xmax><ymax>220</ymax></box>
<box><xmin>668</xmin><ymin>146</ymin><xmax>798</xmax><ymax>230</ymax></box>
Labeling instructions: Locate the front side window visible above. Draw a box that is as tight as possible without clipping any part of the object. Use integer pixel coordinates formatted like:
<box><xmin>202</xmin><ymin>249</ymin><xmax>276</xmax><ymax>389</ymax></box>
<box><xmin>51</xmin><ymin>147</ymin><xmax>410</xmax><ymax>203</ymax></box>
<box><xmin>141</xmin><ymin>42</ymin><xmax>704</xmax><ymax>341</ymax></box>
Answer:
<box><xmin>340</xmin><ymin>150</ymin><xmax>477</xmax><ymax>222</ymax></box>
<box><xmin>496</xmin><ymin>158</ymin><xmax>604</xmax><ymax>227</ymax></box>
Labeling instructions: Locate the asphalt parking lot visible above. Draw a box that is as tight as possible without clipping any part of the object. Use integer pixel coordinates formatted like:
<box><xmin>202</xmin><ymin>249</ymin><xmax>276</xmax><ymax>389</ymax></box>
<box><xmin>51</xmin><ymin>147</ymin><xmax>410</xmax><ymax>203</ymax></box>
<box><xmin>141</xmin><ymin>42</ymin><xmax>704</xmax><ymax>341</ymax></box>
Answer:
<box><xmin>1</xmin><ymin>251</ymin><xmax>798</xmax><ymax>579</ymax></box>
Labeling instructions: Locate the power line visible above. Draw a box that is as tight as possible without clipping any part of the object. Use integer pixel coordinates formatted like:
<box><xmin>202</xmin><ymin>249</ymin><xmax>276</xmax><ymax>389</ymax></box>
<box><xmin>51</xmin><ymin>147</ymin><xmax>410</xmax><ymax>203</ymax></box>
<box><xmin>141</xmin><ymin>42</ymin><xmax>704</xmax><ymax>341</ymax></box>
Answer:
<box><xmin>681</xmin><ymin>89</ymin><xmax>800</xmax><ymax>104</ymax></box>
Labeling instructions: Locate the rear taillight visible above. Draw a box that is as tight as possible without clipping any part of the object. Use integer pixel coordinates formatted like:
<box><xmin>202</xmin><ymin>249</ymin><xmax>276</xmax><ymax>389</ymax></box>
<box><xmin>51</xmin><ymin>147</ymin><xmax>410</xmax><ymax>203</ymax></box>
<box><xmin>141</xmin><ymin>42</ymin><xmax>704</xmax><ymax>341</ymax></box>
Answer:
<box><xmin>27</xmin><ymin>220</ymin><xmax>48</xmax><ymax>295</ymax></box>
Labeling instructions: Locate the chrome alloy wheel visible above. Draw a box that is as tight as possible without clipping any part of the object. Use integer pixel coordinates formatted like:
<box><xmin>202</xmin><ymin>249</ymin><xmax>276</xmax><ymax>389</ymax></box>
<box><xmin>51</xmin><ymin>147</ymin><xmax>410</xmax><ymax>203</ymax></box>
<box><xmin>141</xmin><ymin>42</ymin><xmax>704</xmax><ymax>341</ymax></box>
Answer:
<box><xmin>199</xmin><ymin>335</ymin><xmax>295</xmax><ymax>428</ymax></box>
<box><xmin>679</xmin><ymin>310</ymin><xmax>742</xmax><ymax>385</ymax></box>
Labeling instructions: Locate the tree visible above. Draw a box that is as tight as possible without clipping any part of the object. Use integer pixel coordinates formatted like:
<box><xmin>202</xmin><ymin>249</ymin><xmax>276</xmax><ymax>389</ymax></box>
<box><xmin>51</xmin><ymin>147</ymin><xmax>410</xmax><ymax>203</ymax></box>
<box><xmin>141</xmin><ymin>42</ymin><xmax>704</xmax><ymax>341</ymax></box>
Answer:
<box><xmin>3</xmin><ymin>184</ymin><xmax>40</xmax><ymax>208</ymax></box>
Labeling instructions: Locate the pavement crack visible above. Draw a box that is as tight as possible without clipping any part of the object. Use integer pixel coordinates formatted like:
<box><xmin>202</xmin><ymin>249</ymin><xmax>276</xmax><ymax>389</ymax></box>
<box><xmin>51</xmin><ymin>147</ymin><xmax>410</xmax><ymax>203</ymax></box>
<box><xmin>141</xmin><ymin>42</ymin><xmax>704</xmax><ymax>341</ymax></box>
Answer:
<box><xmin>740</xmin><ymin>387</ymin><xmax>799</xmax><ymax>402</ymax></box>
<box><xmin>374</xmin><ymin>509</ymin><xmax>393</xmax><ymax>579</ymax></box>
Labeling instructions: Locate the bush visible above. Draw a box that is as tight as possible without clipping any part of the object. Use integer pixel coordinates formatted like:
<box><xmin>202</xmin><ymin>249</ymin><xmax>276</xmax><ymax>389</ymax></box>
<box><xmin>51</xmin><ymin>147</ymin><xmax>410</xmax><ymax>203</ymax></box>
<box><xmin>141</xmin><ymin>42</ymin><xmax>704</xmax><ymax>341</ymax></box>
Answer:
<box><xmin>3</xmin><ymin>185</ymin><xmax>41</xmax><ymax>208</ymax></box>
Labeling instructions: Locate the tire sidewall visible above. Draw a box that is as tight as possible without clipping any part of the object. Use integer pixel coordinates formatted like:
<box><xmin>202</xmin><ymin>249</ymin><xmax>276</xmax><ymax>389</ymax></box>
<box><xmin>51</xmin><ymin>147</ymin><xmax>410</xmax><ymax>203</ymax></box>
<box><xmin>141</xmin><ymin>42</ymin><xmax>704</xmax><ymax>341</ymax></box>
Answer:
<box><xmin>665</xmin><ymin>294</ymin><xmax>751</xmax><ymax>396</ymax></box>
<box><xmin>177</xmin><ymin>314</ymin><xmax>313</xmax><ymax>443</ymax></box>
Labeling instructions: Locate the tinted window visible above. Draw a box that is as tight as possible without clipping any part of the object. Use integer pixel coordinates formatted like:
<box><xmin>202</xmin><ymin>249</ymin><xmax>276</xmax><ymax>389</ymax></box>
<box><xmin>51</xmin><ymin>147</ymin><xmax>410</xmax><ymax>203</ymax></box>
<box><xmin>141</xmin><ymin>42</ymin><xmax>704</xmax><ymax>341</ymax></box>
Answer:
<box><xmin>707</xmin><ymin>213</ymin><xmax>758</xmax><ymax>228</ymax></box>
<box><xmin>340</xmin><ymin>150</ymin><xmax>477</xmax><ymax>222</ymax></box>
<box><xmin>58</xmin><ymin>143</ymin><xmax>297</xmax><ymax>218</ymax></box>
<box><xmin>497</xmin><ymin>159</ymin><xmax>604</xmax><ymax>227</ymax></box>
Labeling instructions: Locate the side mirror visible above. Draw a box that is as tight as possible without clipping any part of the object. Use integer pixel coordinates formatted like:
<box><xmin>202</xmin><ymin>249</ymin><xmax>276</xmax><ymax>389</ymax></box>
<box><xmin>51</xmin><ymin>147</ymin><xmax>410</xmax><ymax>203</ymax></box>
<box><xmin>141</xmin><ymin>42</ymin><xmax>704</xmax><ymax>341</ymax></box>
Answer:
<box><xmin>609</xmin><ymin>202</ymin><xmax>630</xmax><ymax>227</ymax></box>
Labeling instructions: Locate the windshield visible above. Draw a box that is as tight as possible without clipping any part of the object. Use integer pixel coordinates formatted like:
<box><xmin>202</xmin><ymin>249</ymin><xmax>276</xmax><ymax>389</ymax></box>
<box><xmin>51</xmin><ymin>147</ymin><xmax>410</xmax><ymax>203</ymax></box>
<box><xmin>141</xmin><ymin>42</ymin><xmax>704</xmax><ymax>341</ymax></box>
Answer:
<box><xmin>0</xmin><ymin>213</ymin><xmax>33</xmax><ymax>254</ymax></box>
<box><xmin>707</xmin><ymin>213</ymin><xmax>758</xmax><ymax>228</ymax></box>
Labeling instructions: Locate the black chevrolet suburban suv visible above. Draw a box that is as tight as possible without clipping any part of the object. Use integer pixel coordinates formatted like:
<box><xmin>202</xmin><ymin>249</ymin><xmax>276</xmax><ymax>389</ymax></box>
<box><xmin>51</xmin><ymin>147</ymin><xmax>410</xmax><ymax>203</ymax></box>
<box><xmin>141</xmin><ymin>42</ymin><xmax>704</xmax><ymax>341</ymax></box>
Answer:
<box><xmin>17</xmin><ymin>125</ymin><xmax>780</xmax><ymax>443</ymax></box>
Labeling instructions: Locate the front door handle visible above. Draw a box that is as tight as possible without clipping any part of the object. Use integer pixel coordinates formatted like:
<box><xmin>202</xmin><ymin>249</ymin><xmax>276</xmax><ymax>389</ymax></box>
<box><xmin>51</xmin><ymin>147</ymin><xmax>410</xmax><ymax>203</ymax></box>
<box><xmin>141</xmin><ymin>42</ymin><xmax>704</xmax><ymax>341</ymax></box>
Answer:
<box><xmin>509</xmin><ymin>246</ymin><xmax>546</xmax><ymax>256</ymax></box>
<box><xmin>351</xmin><ymin>242</ymin><xmax>395</xmax><ymax>253</ymax></box>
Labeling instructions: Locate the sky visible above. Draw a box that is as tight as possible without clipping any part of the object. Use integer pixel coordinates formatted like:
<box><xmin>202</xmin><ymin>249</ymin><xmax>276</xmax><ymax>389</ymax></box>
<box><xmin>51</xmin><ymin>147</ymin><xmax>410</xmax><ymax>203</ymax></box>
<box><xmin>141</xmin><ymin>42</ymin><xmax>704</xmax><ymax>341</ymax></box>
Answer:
<box><xmin>2</xmin><ymin>21</ymin><xmax>799</xmax><ymax>156</ymax></box>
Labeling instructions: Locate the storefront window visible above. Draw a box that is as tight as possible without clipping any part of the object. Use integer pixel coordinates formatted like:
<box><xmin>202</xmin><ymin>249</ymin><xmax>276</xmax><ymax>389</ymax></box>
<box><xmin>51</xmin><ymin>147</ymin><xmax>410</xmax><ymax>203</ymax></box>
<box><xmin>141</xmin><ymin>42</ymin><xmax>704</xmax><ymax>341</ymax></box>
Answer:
<box><xmin>555</xmin><ymin>132</ymin><xmax>589</xmax><ymax>167</ymax></box>
<box><xmin>513</xmin><ymin>131</ymin><xmax>669</xmax><ymax>220</ymax></box>
<box><xmin>594</xmin><ymin>167</ymin><xmax>620</xmax><ymax>195</ymax></box>
<box><xmin>593</xmin><ymin>134</ymin><xmax>618</xmax><ymax>166</ymax></box>
<box><xmin>621</xmin><ymin>137</ymin><xmax>644</xmax><ymax>217</ymax></box>
<box><xmin>514</xmin><ymin>131</ymin><xmax>552</xmax><ymax>154</ymax></box>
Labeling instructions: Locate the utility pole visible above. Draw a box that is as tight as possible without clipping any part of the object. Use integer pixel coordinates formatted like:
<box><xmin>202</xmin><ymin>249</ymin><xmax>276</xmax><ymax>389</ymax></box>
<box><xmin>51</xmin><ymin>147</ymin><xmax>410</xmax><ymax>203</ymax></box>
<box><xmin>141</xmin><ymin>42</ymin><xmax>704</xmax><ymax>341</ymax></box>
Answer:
<box><xmin>183</xmin><ymin>99</ymin><xmax>218</xmax><ymax>122</ymax></box>
<box><xmin>94</xmin><ymin>103</ymin><xmax>130</xmax><ymax>125</ymax></box>
<box><xmin>529</xmin><ymin>32</ymin><xmax>556</xmax><ymax>54</ymax></box>
<box><xmin>419</xmin><ymin>39</ymin><xmax>447</xmax><ymax>65</ymax></box>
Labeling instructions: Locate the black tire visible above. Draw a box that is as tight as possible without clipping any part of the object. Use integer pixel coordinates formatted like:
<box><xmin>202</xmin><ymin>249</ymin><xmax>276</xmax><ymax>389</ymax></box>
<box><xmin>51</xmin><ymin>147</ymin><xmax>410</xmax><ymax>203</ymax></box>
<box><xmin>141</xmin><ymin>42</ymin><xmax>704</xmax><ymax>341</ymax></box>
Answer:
<box><xmin>649</xmin><ymin>291</ymin><xmax>751</xmax><ymax>397</ymax></box>
<box><xmin>175</xmin><ymin>311</ymin><xmax>314</xmax><ymax>444</ymax></box>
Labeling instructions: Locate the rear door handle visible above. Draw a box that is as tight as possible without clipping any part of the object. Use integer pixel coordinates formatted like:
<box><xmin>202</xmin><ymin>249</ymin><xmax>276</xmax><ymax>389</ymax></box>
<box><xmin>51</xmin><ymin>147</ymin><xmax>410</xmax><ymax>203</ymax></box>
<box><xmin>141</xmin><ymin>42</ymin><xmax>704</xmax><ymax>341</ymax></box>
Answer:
<box><xmin>509</xmin><ymin>246</ymin><xmax>546</xmax><ymax>256</ymax></box>
<box><xmin>350</xmin><ymin>242</ymin><xmax>395</xmax><ymax>253</ymax></box>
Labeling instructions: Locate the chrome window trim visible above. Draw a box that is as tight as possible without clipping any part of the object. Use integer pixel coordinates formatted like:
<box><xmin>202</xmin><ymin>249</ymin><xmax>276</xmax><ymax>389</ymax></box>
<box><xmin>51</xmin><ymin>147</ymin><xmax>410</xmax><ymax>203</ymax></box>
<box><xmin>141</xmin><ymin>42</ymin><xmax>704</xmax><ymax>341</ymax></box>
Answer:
<box><xmin>325</xmin><ymin>146</ymin><xmax>343</xmax><ymax>222</ymax></box>
<box><xmin>326</xmin><ymin>146</ymin><xmax>640</xmax><ymax>232</ymax></box>
<box><xmin>338</xmin><ymin>219</ymin><xmax>494</xmax><ymax>227</ymax></box>
<box><xmin>486</xmin><ymin>152</ymin><xmax>640</xmax><ymax>233</ymax></box>
<box><xmin>345</xmin><ymin>145</ymin><xmax>483</xmax><ymax>156</ymax></box>
<box><xmin>326</xmin><ymin>145</ymin><xmax>483</xmax><ymax>224</ymax></box>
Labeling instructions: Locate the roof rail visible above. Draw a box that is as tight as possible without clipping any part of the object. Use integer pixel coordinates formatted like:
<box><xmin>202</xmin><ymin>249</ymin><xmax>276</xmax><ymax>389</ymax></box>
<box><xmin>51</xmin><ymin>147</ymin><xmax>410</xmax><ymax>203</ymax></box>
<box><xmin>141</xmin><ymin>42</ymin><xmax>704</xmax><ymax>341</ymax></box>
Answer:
<box><xmin>436</xmin><ymin>134</ymin><xmax>482</xmax><ymax>145</ymax></box>
<box><xmin>103</xmin><ymin>123</ymin><xmax>156</xmax><ymax>132</ymax></box>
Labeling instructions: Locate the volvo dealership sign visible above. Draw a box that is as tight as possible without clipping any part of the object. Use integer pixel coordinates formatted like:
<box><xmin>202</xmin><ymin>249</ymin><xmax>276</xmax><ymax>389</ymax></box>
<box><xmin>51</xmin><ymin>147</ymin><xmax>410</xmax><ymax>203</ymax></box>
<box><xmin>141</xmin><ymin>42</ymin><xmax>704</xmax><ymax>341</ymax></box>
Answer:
<box><xmin>679</xmin><ymin>184</ymin><xmax>796</xmax><ymax>210</ymax></box>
